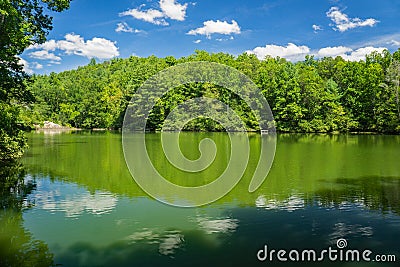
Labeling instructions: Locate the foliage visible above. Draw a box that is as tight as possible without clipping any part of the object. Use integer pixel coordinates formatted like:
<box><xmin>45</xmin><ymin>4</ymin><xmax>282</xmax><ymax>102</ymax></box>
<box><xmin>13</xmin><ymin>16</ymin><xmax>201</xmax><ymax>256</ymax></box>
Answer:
<box><xmin>0</xmin><ymin>0</ymin><xmax>70</xmax><ymax>161</ymax></box>
<box><xmin>376</xmin><ymin>59</ymin><xmax>400</xmax><ymax>132</ymax></box>
<box><xmin>26</xmin><ymin>49</ymin><xmax>400</xmax><ymax>133</ymax></box>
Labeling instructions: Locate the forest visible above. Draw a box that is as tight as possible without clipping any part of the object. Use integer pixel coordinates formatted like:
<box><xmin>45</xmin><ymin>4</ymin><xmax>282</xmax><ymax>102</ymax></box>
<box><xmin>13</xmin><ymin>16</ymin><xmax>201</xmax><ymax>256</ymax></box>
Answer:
<box><xmin>24</xmin><ymin>49</ymin><xmax>400</xmax><ymax>133</ymax></box>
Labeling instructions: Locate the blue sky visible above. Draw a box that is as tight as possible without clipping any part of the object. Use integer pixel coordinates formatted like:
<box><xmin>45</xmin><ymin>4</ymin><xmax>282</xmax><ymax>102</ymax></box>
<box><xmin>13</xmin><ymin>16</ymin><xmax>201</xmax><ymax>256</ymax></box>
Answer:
<box><xmin>21</xmin><ymin>0</ymin><xmax>400</xmax><ymax>74</ymax></box>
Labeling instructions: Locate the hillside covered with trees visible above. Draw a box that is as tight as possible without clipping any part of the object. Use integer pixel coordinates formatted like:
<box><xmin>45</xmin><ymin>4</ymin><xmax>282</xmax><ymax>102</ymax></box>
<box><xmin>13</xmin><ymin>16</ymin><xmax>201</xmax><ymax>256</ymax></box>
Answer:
<box><xmin>25</xmin><ymin>49</ymin><xmax>400</xmax><ymax>133</ymax></box>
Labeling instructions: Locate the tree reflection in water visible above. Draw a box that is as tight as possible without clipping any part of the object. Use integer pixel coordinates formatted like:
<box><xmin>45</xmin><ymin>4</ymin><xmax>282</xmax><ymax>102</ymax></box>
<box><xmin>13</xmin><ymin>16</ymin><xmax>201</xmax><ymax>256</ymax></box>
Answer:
<box><xmin>312</xmin><ymin>176</ymin><xmax>400</xmax><ymax>215</ymax></box>
<box><xmin>0</xmin><ymin>161</ymin><xmax>54</xmax><ymax>267</ymax></box>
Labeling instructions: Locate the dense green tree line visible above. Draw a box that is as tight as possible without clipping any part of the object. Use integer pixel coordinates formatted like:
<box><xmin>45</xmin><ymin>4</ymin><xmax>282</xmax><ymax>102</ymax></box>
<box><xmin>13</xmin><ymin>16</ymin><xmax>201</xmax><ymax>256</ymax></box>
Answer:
<box><xmin>25</xmin><ymin>49</ymin><xmax>400</xmax><ymax>133</ymax></box>
<box><xmin>0</xmin><ymin>0</ymin><xmax>70</xmax><ymax>161</ymax></box>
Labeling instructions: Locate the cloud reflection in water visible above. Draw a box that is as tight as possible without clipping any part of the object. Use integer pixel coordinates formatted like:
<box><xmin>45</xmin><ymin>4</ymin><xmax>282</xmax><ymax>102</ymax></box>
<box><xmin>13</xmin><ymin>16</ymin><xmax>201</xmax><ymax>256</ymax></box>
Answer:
<box><xmin>126</xmin><ymin>229</ymin><xmax>184</xmax><ymax>256</ymax></box>
<box><xmin>28</xmin><ymin>178</ymin><xmax>117</xmax><ymax>218</ymax></box>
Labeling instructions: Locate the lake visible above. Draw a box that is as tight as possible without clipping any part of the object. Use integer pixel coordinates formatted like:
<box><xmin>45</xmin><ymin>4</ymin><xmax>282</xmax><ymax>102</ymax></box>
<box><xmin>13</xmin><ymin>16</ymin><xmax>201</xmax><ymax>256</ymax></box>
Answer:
<box><xmin>1</xmin><ymin>132</ymin><xmax>399</xmax><ymax>266</ymax></box>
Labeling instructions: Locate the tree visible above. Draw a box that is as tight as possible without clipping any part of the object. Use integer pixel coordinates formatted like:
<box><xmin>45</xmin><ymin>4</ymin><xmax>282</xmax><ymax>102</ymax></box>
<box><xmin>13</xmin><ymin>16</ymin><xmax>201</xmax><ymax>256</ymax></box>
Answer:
<box><xmin>386</xmin><ymin>60</ymin><xmax>400</xmax><ymax>122</ymax></box>
<box><xmin>25</xmin><ymin>49</ymin><xmax>400</xmax><ymax>133</ymax></box>
<box><xmin>0</xmin><ymin>0</ymin><xmax>70</xmax><ymax>161</ymax></box>
<box><xmin>376</xmin><ymin>60</ymin><xmax>400</xmax><ymax>132</ymax></box>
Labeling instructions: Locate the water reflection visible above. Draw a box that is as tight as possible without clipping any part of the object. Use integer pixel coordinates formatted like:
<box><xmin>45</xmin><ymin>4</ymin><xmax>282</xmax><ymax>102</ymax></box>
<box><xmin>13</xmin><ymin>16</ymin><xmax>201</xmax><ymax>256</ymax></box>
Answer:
<box><xmin>35</xmin><ymin>129</ymin><xmax>76</xmax><ymax>135</ymax></box>
<box><xmin>314</xmin><ymin>176</ymin><xmax>400</xmax><ymax>215</ymax></box>
<box><xmin>0</xmin><ymin>162</ymin><xmax>54</xmax><ymax>267</ymax></box>
<box><xmin>328</xmin><ymin>222</ymin><xmax>374</xmax><ymax>245</ymax></box>
<box><xmin>21</xmin><ymin>133</ymin><xmax>400</xmax><ymax>209</ymax></box>
<box><xmin>28</xmin><ymin>177</ymin><xmax>117</xmax><ymax>218</ymax></box>
<box><xmin>126</xmin><ymin>229</ymin><xmax>185</xmax><ymax>256</ymax></box>
<box><xmin>127</xmin><ymin>229</ymin><xmax>161</xmax><ymax>244</ymax></box>
<box><xmin>158</xmin><ymin>231</ymin><xmax>185</xmax><ymax>256</ymax></box>
<box><xmin>255</xmin><ymin>194</ymin><xmax>305</xmax><ymax>211</ymax></box>
<box><xmin>4</xmin><ymin>132</ymin><xmax>399</xmax><ymax>266</ymax></box>
<box><xmin>196</xmin><ymin>217</ymin><xmax>239</xmax><ymax>234</ymax></box>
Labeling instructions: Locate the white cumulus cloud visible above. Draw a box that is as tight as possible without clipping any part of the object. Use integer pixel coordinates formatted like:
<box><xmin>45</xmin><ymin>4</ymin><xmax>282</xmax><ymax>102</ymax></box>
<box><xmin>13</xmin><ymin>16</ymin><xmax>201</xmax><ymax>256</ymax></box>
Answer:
<box><xmin>159</xmin><ymin>0</ymin><xmax>188</xmax><ymax>21</ymax></box>
<box><xmin>316</xmin><ymin>46</ymin><xmax>386</xmax><ymax>61</ymax></box>
<box><xmin>116</xmin><ymin>22</ymin><xmax>134</xmax><ymax>33</ymax></box>
<box><xmin>18</xmin><ymin>58</ymin><xmax>42</xmax><ymax>74</ymax></box>
<box><xmin>317</xmin><ymin>46</ymin><xmax>352</xmax><ymax>57</ymax></box>
<box><xmin>59</xmin><ymin>34</ymin><xmax>119</xmax><ymax>59</ymax></box>
<box><xmin>119</xmin><ymin>0</ymin><xmax>188</xmax><ymax>26</ymax></box>
<box><xmin>187</xmin><ymin>20</ymin><xmax>241</xmax><ymax>38</ymax></box>
<box><xmin>18</xmin><ymin>58</ymin><xmax>33</xmax><ymax>74</ymax></box>
<box><xmin>28</xmin><ymin>33</ymin><xmax>119</xmax><ymax>60</ymax></box>
<box><xmin>312</xmin><ymin>24</ymin><xmax>322</xmax><ymax>32</ymax></box>
<box><xmin>342</xmin><ymin>46</ymin><xmax>386</xmax><ymax>61</ymax></box>
<box><xmin>246</xmin><ymin>43</ymin><xmax>310</xmax><ymax>61</ymax></box>
<box><xmin>326</xmin><ymin>7</ymin><xmax>378</xmax><ymax>32</ymax></box>
<box><xmin>247</xmin><ymin>43</ymin><xmax>387</xmax><ymax>62</ymax></box>
<box><xmin>31</xmin><ymin>62</ymin><xmax>43</xmax><ymax>70</ymax></box>
<box><xmin>119</xmin><ymin>8</ymin><xmax>167</xmax><ymax>26</ymax></box>
<box><xmin>28</xmin><ymin>39</ymin><xmax>58</xmax><ymax>51</ymax></box>
<box><xmin>29</xmin><ymin>50</ymin><xmax>62</xmax><ymax>61</ymax></box>
<box><xmin>115</xmin><ymin>22</ymin><xmax>143</xmax><ymax>33</ymax></box>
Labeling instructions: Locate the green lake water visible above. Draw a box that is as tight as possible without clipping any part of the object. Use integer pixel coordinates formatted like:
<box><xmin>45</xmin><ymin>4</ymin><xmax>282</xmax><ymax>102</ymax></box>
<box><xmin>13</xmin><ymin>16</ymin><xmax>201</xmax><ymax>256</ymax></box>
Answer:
<box><xmin>1</xmin><ymin>132</ymin><xmax>399</xmax><ymax>266</ymax></box>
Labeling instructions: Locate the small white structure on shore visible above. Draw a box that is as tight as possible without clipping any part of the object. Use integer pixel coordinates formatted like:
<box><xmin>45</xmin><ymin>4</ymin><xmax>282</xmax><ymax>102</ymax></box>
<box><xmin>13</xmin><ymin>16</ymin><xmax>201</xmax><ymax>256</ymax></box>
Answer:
<box><xmin>42</xmin><ymin>121</ymin><xmax>64</xmax><ymax>129</ymax></box>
